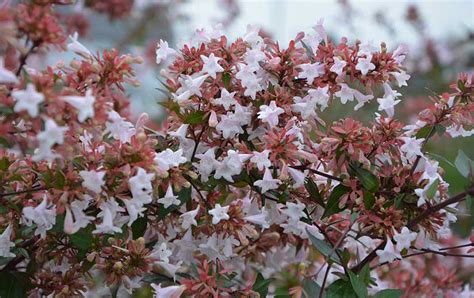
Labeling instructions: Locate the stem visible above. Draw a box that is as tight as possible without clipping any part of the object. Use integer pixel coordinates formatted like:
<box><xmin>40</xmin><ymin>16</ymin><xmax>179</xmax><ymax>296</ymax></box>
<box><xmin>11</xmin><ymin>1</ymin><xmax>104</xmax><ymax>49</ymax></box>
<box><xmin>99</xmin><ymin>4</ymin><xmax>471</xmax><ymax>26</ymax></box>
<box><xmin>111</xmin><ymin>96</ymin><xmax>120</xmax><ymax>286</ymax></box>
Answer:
<box><xmin>290</xmin><ymin>165</ymin><xmax>343</xmax><ymax>182</ymax></box>
<box><xmin>0</xmin><ymin>186</ymin><xmax>48</xmax><ymax>198</ymax></box>
<box><xmin>16</xmin><ymin>43</ymin><xmax>37</xmax><ymax>76</ymax></box>
<box><xmin>319</xmin><ymin>263</ymin><xmax>332</xmax><ymax>298</ymax></box>
<box><xmin>407</xmin><ymin>186</ymin><xmax>474</xmax><ymax>230</ymax></box>
<box><xmin>351</xmin><ymin>240</ymin><xmax>386</xmax><ymax>273</ymax></box>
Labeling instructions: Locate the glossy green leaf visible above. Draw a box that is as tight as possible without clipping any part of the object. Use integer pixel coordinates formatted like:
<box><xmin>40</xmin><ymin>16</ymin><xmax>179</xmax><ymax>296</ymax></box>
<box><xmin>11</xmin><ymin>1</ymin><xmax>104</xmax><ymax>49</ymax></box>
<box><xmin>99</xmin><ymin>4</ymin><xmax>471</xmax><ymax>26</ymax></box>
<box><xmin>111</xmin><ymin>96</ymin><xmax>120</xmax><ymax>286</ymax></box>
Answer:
<box><xmin>455</xmin><ymin>150</ymin><xmax>472</xmax><ymax>178</ymax></box>
<box><xmin>305</xmin><ymin>177</ymin><xmax>325</xmax><ymax>206</ymax></box>
<box><xmin>322</xmin><ymin>184</ymin><xmax>350</xmax><ymax>218</ymax></box>
<box><xmin>348</xmin><ymin>271</ymin><xmax>368</xmax><ymax>298</ymax></box>
<box><xmin>426</xmin><ymin>178</ymin><xmax>439</xmax><ymax>199</ymax></box>
<box><xmin>373</xmin><ymin>289</ymin><xmax>403</xmax><ymax>298</ymax></box>
<box><xmin>351</xmin><ymin>165</ymin><xmax>379</xmax><ymax>192</ymax></box>
<box><xmin>326</xmin><ymin>279</ymin><xmax>357</xmax><ymax>298</ymax></box>
<box><xmin>252</xmin><ymin>273</ymin><xmax>274</xmax><ymax>297</ymax></box>
<box><xmin>307</xmin><ymin>228</ymin><xmax>342</xmax><ymax>264</ymax></box>
<box><xmin>302</xmin><ymin>278</ymin><xmax>321</xmax><ymax>298</ymax></box>
<box><xmin>184</xmin><ymin>110</ymin><xmax>206</xmax><ymax>125</ymax></box>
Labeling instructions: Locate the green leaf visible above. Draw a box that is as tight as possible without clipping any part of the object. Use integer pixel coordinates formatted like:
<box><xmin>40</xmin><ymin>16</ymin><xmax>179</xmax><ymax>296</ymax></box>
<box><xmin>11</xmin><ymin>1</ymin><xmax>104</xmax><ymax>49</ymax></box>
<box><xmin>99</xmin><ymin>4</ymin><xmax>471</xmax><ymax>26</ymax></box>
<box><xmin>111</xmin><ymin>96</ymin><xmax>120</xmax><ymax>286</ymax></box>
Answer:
<box><xmin>54</xmin><ymin>169</ymin><xmax>66</xmax><ymax>189</ymax></box>
<box><xmin>0</xmin><ymin>271</ymin><xmax>30</xmax><ymax>298</ymax></box>
<box><xmin>326</xmin><ymin>279</ymin><xmax>357</xmax><ymax>298</ymax></box>
<box><xmin>415</xmin><ymin>125</ymin><xmax>432</xmax><ymax>139</ymax></box>
<box><xmin>131</xmin><ymin>216</ymin><xmax>148</xmax><ymax>239</ymax></box>
<box><xmin>348</xmin><ymin>271</ymin><xmax>368</xmax><ymax>298</ymax></box>
<box><xmin>307</xmin><ymin>228</ymin><xmax>341</xmax><ymax>264</ymax></box>
<box><xmin>363</xmin><ymin>191</ymin><xmax>375</xmax><ymax>209</ymax></box>
<box><xmin>0</xmin><ymin>156</ymin><xmax>11</xmax><ymax>171</ymax></box>
<box><xmin>70</xmin><ymin>225</ymin><xmax>93</xmax><ymax>256</ymax></box>
<box><xmin>426</xmin><ymin>178</ymin><xmax>439</xmax><ymax>199</ymax></box>
<box><xmin>222</xmin><ymin>72</ymin><xmax>231</xmax><ymax>89</ymax></box>
<box><xmin>322</xmin><ymin>184</ymin><xmax>350</xmax><ymax>218</ymax></box>
<box><xmin>0</xmin><ymin>136</ymin><xmax>11</xmax><ymax>148</ymax></box>
<box><xmin>351</xmin><ymin>165</ymin><xmax>379</xmax><ymax>192</ymax></box>
<box><xmin>455</xmin><ymin>150</ymin><xmax>472</xmax><ymax>178</ymax></box>
<box><xmin>252</xmin><ymin>273</ymin><xmax>274</xmax><ymax>297</ymax></box>
<box><xmin>373</xmin><ymin>289</ymin><xmax>403</xmax><ymax>298</ymax></box>
<box><xmin>305</xmin><ymin>177</ymin><xmax>325</xmax><ymax>207</ymax></box>
<box><xmin>184</xmin><ymin>110</ymin><xmax>206</xmax><ymax>125</ymax></box>
<box><xmin>302</xmin><ymin>278</ymin><xmax>321</xmax><ymax>298</ymax></box>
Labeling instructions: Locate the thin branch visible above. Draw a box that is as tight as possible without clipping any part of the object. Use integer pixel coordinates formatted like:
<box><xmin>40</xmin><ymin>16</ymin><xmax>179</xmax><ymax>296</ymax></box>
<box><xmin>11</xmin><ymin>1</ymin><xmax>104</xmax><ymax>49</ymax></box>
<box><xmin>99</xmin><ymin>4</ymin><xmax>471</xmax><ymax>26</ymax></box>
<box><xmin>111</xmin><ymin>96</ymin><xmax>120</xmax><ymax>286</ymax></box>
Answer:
<box><xmin>16</xmin><ymin>43</ymin><xmax>38</xmax><ymax>76</ymax></box>
<box><xmin>290</xmin><ymin>165</ymin><xmax>343</xmax><ymax>182</ymax></box>
<box><xmin>319</xmin><ymin>263</ymin><xmax>332</xmax><ymax>298</ymax></box>
<box><xmin>407</xmin><ymin>186</ymin><xmax>474</xmax><ymax>230</ymax></box>
<box><xmin>0</xmin><ymin>186</ymin><xmax>48</xmax><ymax>198</ymax></box>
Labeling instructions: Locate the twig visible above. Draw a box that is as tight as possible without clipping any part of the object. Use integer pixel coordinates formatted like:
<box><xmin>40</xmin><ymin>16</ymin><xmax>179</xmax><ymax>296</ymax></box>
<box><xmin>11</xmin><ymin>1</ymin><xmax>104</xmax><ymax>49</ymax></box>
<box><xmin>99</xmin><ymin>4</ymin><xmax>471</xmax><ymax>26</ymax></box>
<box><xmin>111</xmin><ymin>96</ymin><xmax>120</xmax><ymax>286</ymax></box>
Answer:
<box><xmin>290</xmin><ymin>165</ymin><xmax>343</xmax><ymax>182</ymax></box>
<box><xmin>0</xmin><ymin>186</ymin><xmax>48</xmax><ymax>198</ymax></box>
<box><xmin>407</xmin><ymin>186</ymin><xmax>474</xmax><ymax>230</ymax></box>
<box><xmin>319</xmin><ymin>263</ymin><xmax>332</xmax><ymax>298</ymax></box>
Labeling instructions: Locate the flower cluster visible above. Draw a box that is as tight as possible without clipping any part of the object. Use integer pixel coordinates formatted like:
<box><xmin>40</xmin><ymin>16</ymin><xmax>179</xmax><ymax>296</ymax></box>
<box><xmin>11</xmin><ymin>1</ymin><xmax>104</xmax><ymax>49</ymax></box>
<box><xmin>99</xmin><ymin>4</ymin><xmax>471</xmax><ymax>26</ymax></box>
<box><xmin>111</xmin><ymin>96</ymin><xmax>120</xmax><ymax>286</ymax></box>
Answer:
<box><xmin>0</xmin><ymin>1</ymin><xmax>473</xmax><ymax>297</ymax></box>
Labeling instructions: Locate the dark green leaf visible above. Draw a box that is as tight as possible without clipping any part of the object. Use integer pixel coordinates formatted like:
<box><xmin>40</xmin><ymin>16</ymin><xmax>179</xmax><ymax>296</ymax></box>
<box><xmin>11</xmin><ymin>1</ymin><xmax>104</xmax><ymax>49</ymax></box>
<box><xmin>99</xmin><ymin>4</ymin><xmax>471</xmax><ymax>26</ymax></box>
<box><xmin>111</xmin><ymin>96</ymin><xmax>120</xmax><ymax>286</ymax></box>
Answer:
<box><xmin>373</xmin><ymin>289</ymin><xmax>403</xmax><ymax>298</ymax></box>
<box><xmin>307</xmin><ymin>228</ymin><xmax>341</xmax><ymax>264</ymax></box>
<box><xmin>305</xmin><ymin>177</ymin><xmax>325</xmax><ymax>206</ymax></box>
<box><xmin>0</xmin><ymin>156</ymin><xmax>11</xmax><ymax>171</ymax></box>
<box><xmin>0</xmin><ymin>271</ymin><xmax>30</xmax><ymax>298</ymax></box>
<box><xmin>363</xmin><ymin>191</ymin><xmax>375</xmax><ymax>209</ymax></box>
<box><xmin>351</xmin><ymin>165</ymin><xmax>379</xmax><ymax>192</ymax></box>
<box><xmin>222</xmin><ymin>73</ymin><xmax>231</xmax><ymax>89</ymax></box>
<box><xmin>415</xmin><ymin>125</ymin><xmax>432</xmax><ymax>139</ymax></box>
<box><xmin>322</xmin><ymin>184</ymin><xmax>350</xmax><ymax>218</ymax></box>
<box><xmin>184</xmin><ymin>110</ymin><xmax>206</xmax><ymax>125</ymax></box>
<box><xmin>54</xmin><ymin>169</ymin><xmax>66</xmax><ymax>189</ymax></box>
<box><xmin>302</xmin><ymin>278</ymin><xmax>321</xmax><ymax>298</ymax></box>
<box><xmin>131</xmin><ymin>216</ymin><xmax>148</xmax><ymax>239</ymax></box>
<box><xmin>252</xmin><ymin>273</ymin><xmax>274</xmax><ymax>297</ymax></box>
<box><xmin>326</xmin><ymin>279</ymin><xmax>357</xmax><ymax>298</ymax></box>
<box><xmin>348</xmin><ymin>271</ymin><xmax>368</xmax><ymax>298</ymax></box>
<box><xmin>426</xmin><ymin>178</ymin><xmax>439</xmax><ymax>199</ymax></box>
<box><xmin>70</xmin><ymin>225</ymin><xmax>94</xmax><ymax>256</ymax></box>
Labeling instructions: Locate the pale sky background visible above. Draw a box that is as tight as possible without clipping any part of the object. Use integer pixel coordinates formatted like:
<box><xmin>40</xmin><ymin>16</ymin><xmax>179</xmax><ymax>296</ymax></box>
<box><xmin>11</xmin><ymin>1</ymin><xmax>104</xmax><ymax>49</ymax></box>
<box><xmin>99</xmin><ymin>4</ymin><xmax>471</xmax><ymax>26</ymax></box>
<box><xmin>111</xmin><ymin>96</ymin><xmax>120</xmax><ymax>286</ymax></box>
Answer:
<box><xmin>176</xmin><ymin>0</ymin><xmax>473</xmax><ymax>47</ymax></box>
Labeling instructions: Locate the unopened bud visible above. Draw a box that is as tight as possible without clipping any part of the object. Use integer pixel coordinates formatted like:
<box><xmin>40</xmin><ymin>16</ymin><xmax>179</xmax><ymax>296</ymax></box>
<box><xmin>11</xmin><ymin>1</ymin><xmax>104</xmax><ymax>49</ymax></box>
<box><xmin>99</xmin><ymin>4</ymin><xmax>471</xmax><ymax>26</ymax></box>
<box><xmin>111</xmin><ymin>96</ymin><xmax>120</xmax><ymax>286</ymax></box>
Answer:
<box><xmin>209</xmin><ymin>110</ymin><xmax>218</xmax><ymax>127</ymax></box>
<box><xmin>113</xmin><ymin>261</ymin><xmax>123</xmax><ymax>271</ymax></box>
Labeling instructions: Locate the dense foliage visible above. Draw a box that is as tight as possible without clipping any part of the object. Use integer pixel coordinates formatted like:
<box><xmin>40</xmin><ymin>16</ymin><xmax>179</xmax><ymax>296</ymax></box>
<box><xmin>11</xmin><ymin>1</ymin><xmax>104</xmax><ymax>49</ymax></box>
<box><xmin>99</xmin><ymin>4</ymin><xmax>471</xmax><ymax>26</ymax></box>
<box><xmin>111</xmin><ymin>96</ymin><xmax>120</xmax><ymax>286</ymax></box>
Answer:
<box><xmin>0</xmin><ymin>1</ymin><xmax>473</xmax><ymax>297</ymax></box>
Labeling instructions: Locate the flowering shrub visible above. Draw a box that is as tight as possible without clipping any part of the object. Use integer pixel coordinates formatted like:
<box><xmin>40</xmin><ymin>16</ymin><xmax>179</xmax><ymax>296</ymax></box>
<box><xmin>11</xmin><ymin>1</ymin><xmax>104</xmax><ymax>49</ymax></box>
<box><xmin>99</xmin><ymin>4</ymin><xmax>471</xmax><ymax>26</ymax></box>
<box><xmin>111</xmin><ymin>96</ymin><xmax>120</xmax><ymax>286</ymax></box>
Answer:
<box><xmin>1</xmin><ymin>1</ymin><xmax>474</xmax><ymax>297</ymax></box>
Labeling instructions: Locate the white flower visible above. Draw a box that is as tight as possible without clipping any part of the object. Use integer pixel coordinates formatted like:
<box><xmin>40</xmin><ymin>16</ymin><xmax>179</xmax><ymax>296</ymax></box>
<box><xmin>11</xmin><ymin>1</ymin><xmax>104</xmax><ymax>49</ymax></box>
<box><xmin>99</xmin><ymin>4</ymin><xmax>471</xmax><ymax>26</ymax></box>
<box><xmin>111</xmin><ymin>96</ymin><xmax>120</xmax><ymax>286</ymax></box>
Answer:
<box><xmin>156</xmin><ymin>40</ymin><xmax>177</xmax><ymax>65</ymax></box>
<box><xmin>209</xmin><ymin>203</ymin><xmax>230</xmax><ymax>224</ymax></box>
<box><xmin>214</xmin><ymin>150</ymin><xmax>247</xmax><ymax>182</ymax></box>
<box><xmin>250</xmin><ymin>150</ymin><xmax>271</xmax><ymax>170</ymax></box>
<box><xmin>244</xmin><ymin>48</ymin><xmax>266</xmax><ymax>67</ymax></box>
<box><xmin>288</xmin><ymin>167</ymin><xmax>306</xmax><ymax>188</ymax></box>
<box><xmin>308</xmin><ymin>86</ymin><xmax>330</xmax><ymax>111</ymax></box>
<box><xmin>393</xmin><ymin>227</ymin><xmax>417</xmax><ymax>251</ymax></box>
<box><xmin>93</xmin><ymin>205</ymin><xmax>122</xmax><ymax>234</ymax></box>
<box><xmin>236</xmin><ymin>63</ymin><xmax>262</xmax><ymax>99</ymax></box>
<box><xmin>298</xmin><ymin>62</ymin><xmax>325</xmax><ymax>84</ymax></box>
<box><xmin>243</xmin><ymin>24</ymin><xmax>263</xmax><ymax>47</ymax></box>
<box><xmin>0</xmin><ymin>225</ymin><xmax>15</xmax><ymax>258</ymax></box>
<box><xmin>244</xmin><ymin>210</ymin><xmax>269</xmax><ymax>228</ymax></box>
<box><xmin>200</xmin><ymin>53</ymin><xmax>224</xmax><ymax>79</ymax></box>
<box><xmin>37</xmin><ymin>118</ymin><xmax>68</xmax><ymax>148</ymax></box>
<box><xmin>67</xmin><ymin>32</ymin><xmax>92</xmax><ymax>57</ymax></box>
<box><xmin>22</xmin><ymin>196</ymin><xmax>57</xmax><ymax>238</ymax></box>
<box><xmin>377</xmin><ymin>95</ymin><xmax>400</xmax><ymax>117</ymax></box>
<box><xmin>216</xmin><ymin>113</ymin><xmax>244</xmax><ymax>138</ymax></box>
<box><xmin>128</xmin><ymin>168</ymin><xmax>155</xmax><ymax>204</ymax></box>
<box><xmin>63</xmin><ymin>199</ymin><xmax>94</xmax><ymax>234</ymax></box>
<box><xmin>79</xmin><ymin>170</ymin><xmax>105</xmax><ymax>193</ymax></box>
<box><xmin>330</xmin><ymin>56</ymin><xmax>347</xmax><ymax>76</ymax></box>
<box><xmin>400</xmin><ymin>137</ymin><xmax>424</xmax><ymax>160</ymax></box>
<box><xmin>376</xmin><ymin>239</ymin><xmax>402</xmax><ymax>264</ymax></box>
<box><xmin>358</xmin><ymin>41</ymin><xmax>378</xmax><ymax>56</ymax></box>
<box><xmin>355</xmin><ymin>56</ymin><xmax>375</xmax><ymax>75</ymax></box>
<box><xmin>258</xmin><ymin>100</ymin><xmax>284</xmax><ymax>127</ymax></box>
<box><xmin>390</xmin><ymin>70</ymin><xmax>410</xmax><ymax>87</ymax></box>
<box><xmin>446</xmin><ymin>125</ymin><xmax>474</xmax><ymax>138</ymax></box>
<box><xmin>213</xmin><ymin>88</ymin><xmax>237</xmax><ymax>110</ymax></box>
<box><xmin>151</xmin><ymin>284</ymin><xmax>186</xmax><ymax>298</ymax></box>
<box><xmin>154</xmin><ymin>148</ymin><xmax>187</xmax><ymax>172</ymax></box>
<box><xmin>175</xmin><ymin>74</ymin><xmax>208</xmax><ymax>99</ymax></box>
<box><xmin>282</xmin><ymin>201</ymin><xmax>306</xmax><ymax>222</ymax></box>
<box><xmin>292</xmin><ymin>95</ymin><xmax>317</xmax><ymax>120</ymax></box>
<box><xmin>335</xmin><ymin>83</ymin><xmax>355</xmax><ymax>104</ymax></box>
<box><xmin>200</xmin><ymin>234</ymin><xmax>240</xmax><ymax>261</ymax></box>
<box><xmin>105</xmin><ymin>110</ymin><xmax>136</xmax><ymax>143</ymax></box>
<box><xmin>122</xmin><ymin>198</ymin><xmax>146</xmax><ymax>226</ymax></box>
<box><xmin>0</xmin><ymin>58</ymin><xmax>18</xmax><ymax>84</ymax></box>
<box><xmin>194</xmin><ymin>148</ymin><xmax>218</xmax><ymax>182</ymax></box>
<box><xmin>158</xmin><ymin>184</ymin><xmax>181</xmax><ymax>208</ymax></box>
<box><xmin>305</xmin><ymin>224</ymin><xmax>325</xmax><ymax>240</ymax></box>
<box><xmin>12</xmin><ymin>83</ymin><xmax>44</xmax><ymax>117</ymax></box>
<box><xmin>180</xmin><ymin>206</ymin><xmax>200</xmax><ymax>230</ymax></box>
<box><xmin>353</xmin><ymin>89</ymin><xmax>374</xmax><ymax>110</ymax></box>
<box><xmin>152</xmin><ymin>242</ymin><xmax>173</xmax><ymax>263</ymax></box>
<box><xmin>254</xmin><ymin>168</ymin><xmax>281</xmax><ymax>193</ymax></box>
<box><xmin>60</xmin><ymin>89</ymin><xmax>95</xmax><ymax>123</ymax></box>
